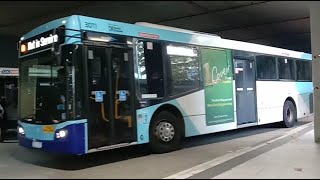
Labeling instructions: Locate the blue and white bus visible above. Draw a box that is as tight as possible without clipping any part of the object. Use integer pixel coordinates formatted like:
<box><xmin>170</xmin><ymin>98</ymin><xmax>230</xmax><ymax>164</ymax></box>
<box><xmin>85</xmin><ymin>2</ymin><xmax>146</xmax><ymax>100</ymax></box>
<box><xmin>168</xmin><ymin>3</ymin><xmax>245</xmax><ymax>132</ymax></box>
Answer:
<box><xmin>17</xmin><ymin>15</ymin><xmax>313</xmax><ymax>155</ymax></box>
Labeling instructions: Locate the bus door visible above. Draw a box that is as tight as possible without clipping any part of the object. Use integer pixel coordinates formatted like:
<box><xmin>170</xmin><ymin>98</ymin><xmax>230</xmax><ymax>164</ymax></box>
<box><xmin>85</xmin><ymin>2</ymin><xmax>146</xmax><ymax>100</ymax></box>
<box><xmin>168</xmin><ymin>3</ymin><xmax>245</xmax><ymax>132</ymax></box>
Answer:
<box><xmin>234</xmin><ymin>58</ymin><xmax>257</xmax><ymax>125</ymax></box>
<box><xmin>86</xmin><ymin>46</ymin><xmax>135</xmax><ymax>149</ymax></box>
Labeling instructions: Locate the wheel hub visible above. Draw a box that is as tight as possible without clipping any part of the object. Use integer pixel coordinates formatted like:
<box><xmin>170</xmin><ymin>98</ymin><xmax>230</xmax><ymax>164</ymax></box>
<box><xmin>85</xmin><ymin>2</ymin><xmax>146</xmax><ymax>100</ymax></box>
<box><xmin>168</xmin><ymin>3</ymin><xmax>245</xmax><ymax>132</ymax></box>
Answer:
<box><xmin>286</xmin><ymin>107</ymin><xmax>293</xmax><ymax>122</ymax></box>
<box><xmin>155</xmin><ymin>122</ymin><xmax>175</xmax><ymax>142</ymax></box>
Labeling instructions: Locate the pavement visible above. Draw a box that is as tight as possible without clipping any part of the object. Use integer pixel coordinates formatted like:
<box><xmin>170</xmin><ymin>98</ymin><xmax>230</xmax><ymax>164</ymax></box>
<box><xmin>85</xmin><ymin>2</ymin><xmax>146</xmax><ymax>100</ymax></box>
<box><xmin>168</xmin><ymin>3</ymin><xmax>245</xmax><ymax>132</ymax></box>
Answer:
<box><xmin>213</xmin><ymin>129</ymin><xmax>320</xmax><ymax>179</ymax></box>
<box><xmin>0</xmin><ymin>115</ymin><xmax>317</xmax><ymax>179</ymax></box>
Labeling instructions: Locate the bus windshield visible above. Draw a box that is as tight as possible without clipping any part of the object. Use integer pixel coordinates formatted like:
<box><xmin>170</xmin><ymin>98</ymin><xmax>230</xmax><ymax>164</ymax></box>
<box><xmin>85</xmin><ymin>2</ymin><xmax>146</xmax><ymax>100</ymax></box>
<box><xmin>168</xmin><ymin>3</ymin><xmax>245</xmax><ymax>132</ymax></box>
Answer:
<box><xmin>19</xmin><ymin>54</ymin><xmax>68</xmax><ymax>124</ymax></box>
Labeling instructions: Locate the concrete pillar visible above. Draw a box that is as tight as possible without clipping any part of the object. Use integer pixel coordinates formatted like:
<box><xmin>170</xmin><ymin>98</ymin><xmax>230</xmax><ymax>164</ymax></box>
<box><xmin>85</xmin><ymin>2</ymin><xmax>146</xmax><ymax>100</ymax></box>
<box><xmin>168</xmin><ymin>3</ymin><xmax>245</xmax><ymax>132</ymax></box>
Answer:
<box><xmin>310</xmin><ymin>2</ymin><xmax>320</xmax><ymax>143</ymax></box>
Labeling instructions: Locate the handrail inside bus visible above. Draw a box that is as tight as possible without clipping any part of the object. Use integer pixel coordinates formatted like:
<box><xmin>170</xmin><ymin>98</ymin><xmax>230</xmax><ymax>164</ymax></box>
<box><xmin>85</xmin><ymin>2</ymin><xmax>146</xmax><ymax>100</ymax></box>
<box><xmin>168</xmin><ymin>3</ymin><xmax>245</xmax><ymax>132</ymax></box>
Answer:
<box><xmin>114</xmin><ymin>66</ymin><xmax>132</xmax><ymax>128</ymax></box>
<box><xmin>90</xmin><ymin>96</ymin><xmax>109</xmax><ymax>122</ymax></box>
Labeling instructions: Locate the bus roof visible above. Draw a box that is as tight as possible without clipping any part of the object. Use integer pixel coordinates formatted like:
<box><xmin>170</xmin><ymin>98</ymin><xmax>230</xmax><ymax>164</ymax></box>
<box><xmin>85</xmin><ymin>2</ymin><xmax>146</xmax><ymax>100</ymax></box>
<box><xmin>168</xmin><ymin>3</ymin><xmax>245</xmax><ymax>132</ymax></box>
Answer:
<box><xmin>20</xmin><ymin>15</ymin><xmax>312</xmax><ymax>60</ymax></box>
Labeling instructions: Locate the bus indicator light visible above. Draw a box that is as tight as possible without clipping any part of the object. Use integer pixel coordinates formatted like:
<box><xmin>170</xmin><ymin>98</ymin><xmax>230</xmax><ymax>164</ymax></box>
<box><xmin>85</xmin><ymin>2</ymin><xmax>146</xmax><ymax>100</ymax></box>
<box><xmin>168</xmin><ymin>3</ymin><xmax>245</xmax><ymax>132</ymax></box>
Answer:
<box><xmin>20</xmin><ymin>44</ymin><xmax>26</xmax><ymax>53</ymax></box>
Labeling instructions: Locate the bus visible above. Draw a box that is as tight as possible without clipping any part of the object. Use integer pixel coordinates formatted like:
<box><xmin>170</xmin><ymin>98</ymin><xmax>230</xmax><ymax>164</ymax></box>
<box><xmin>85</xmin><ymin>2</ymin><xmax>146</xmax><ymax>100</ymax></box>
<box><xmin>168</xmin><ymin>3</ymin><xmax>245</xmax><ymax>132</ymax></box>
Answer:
<box><xmin>17</xmin><ymin>15</ymin><xmax>313</xmax><ymax>155</ymax></box>
<box><xmin>0</xmin><ymin>67</ymin><xmax>19</xmax><ymax>142</ymax></box>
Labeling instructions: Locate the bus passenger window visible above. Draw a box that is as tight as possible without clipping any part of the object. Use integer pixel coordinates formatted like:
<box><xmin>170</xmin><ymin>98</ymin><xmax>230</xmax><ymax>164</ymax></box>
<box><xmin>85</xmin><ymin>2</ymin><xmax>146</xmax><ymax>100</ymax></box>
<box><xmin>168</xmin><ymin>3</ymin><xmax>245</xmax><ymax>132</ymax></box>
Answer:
<box><xmin>136</xmin><ymin>41</ymin><xmax>164</xmax><ymax>98</ymax></box>
<box><xmin>256</xmin><ymin>55</ymin><xmax>277</xmax><ymax>80</ymax></box>
<box><xmin>278</xmin><ymin>58</ymin><xmax>294</xmax><ymax>80</ymax></box>
<box><xmin>296</xmin><ymin>60</ymin><xmax>312</xmax><ymax>81</ymax></box>
<box><xmin>166</xmin><ymin>45</ymin><xmax>200</xmax><ymax>95</ymax></box>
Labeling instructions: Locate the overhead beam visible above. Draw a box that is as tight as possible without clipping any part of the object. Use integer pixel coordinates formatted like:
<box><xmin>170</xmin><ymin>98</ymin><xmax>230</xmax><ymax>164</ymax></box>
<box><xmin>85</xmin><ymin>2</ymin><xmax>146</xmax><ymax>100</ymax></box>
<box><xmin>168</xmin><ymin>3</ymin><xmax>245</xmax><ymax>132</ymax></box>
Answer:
<box><xmin>0</xmin><ymin>1</ymin><xmax>102</xmax><ymax>29</ymax></box>
<box><xmin>155</xmin><ymin>1</ymin><xmax>270</xmax><ymax>23</ymax></box>
<box><xmin>241</xmin><ymin>32</ymin><xmax>310</xmax><ymax>42</ymax></box>
<box><xmin>205</xmin><ymin>16</ymin><xmax>310</xmax><ymax>33</ymax></box>
<box><xmin>187</xmin><ymin>1</ymin><xmax>210</xmax><ymax>12</ymax></box>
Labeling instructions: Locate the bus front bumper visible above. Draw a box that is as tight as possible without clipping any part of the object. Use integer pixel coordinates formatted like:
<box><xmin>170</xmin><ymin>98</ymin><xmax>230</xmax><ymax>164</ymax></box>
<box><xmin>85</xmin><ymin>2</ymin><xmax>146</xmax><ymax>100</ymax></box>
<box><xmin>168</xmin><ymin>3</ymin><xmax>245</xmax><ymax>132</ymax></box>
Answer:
<box><xmin>17</xmin><ymin>121</ymin><xmax>87</xmax><ymax>155</ymax></box>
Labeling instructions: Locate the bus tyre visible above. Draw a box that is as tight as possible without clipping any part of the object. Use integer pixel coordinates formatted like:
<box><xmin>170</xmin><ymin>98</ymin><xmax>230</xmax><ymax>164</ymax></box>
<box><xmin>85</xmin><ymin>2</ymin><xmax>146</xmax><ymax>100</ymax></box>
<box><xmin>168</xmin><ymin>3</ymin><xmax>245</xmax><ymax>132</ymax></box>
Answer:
<box><xmin>282</xmin><ymin>100</ymin><xmax>297</xmax><ymax>128</ymax></box>
<box><xmin>149</xmin><ymin>111</ymin><xmax>182</xmax><ymax>154</ymax></box>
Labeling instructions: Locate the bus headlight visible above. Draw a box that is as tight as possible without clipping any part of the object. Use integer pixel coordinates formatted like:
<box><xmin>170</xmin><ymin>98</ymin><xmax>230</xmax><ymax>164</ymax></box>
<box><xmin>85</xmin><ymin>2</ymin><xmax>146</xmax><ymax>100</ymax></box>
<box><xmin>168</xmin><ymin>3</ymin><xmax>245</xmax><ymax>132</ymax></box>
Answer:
<box><xmin>18</xmin><ymin>126</ymin><xmax>25</xmax><ymax>135</ymax></box>
<box><xmin>56</xmin><ymin>130</ymin><xmax>68</xmax><ymax>139</ymax></box>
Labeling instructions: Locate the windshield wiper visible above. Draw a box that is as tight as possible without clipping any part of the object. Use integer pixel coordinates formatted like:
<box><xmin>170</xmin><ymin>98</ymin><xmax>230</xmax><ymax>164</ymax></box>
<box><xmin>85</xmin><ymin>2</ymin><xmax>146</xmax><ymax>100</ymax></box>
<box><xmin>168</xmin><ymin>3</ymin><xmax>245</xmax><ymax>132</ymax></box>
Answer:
<box><xmin>21</xmin><ymin>114</ymin><xmax>36</xmax><ymax>120</ymax></box>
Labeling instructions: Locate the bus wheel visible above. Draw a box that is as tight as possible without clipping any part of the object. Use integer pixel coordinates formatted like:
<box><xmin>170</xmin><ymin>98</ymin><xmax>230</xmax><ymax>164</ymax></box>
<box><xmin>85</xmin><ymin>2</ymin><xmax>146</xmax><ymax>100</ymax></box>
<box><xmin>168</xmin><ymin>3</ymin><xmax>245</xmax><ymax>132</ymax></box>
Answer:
<box><xmin>149</xmin><ymin>111</ymin><xmax>182</xmax><ymax>153</ymax></box>
<box><xmin>282</xmin><ymin>100</ymin><xmax>297</xmax><ymax>128</ymax></box>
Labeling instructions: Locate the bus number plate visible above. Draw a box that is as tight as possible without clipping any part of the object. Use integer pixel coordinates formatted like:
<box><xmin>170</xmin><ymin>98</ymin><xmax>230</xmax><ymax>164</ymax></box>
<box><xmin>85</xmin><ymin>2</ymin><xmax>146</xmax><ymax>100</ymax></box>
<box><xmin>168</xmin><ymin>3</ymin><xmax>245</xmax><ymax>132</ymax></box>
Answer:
<box><xmin>32</xmin><ymin>141</ymin><xmax>42</xmax><ymax>148</ymax></box>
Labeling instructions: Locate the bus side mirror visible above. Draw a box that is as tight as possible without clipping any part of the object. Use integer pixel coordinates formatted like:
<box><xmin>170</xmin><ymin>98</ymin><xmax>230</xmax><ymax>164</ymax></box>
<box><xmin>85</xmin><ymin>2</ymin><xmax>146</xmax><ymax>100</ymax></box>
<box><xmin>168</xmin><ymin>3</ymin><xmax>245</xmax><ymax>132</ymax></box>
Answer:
<box><xmin>54</xmin><ymin>44</ymin><xmax>79</xmax><ymax>65</ymax></box>
<box><xmin>52</xmin><ymin>44</ymin><xmax>63</xmax><ymax>65</ymax></box>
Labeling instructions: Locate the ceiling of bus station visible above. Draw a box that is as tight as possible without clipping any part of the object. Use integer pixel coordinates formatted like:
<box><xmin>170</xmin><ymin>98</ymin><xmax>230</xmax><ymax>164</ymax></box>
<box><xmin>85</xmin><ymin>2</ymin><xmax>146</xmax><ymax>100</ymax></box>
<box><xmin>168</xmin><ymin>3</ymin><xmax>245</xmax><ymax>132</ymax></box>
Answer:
<box><xmin>0</xmin><ymin>1</ymin><xmax>313</xmax><ymax>53</ymax></box>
